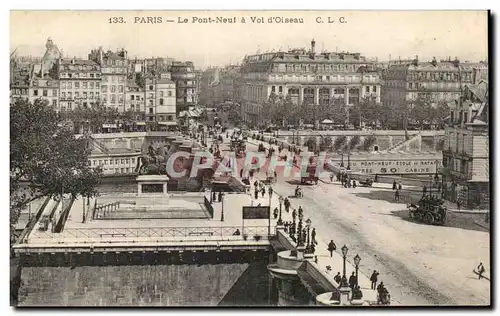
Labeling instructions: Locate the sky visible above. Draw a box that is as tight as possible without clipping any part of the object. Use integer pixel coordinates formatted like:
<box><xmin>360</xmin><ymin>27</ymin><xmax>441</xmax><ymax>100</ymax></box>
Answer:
<box><xmin>10</xmin><ymin>10</ymin><xmax>488</xmax><ymax>69</ymax></box>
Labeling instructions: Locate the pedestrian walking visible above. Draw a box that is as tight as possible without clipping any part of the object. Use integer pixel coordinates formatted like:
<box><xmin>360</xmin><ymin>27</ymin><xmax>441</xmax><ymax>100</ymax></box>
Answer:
<box><xmin>348</xmin><ymin>180</ymin><xmax>352</xmax><ymax>188</ymax></box>
<box><xmin>349</xmin><ymin>272</ymin><xmax>357</xmax><ymax>289</ymax></box>
<box><xmin>392</xmin><ymin>180</ymin><xmax>397</xmax><ymax>190</ymax></box>
<box><xmin>422</xmin><ymin>185</ymin><xmax>427</xmax><ymax>196</ymax></box>
<box><xmin>370</xmin><ymin>270</ymin><xmax>379</xmax><ymax>290</ymax></box>
<box><xmin>269</xmin><ymin>186</ymin><xmax>273</xmax><ymax>199</ymax></box>
<box><xmin>334</xmin><ymin>272</ymin><xmax>342</xmax><ymax>284</ymax></box>
<box><xmin>457</xmin><ymin>199</ymin><xmax>461</xmax><ymax>210</ymax></box>
<box><xmin>311</xmin><ymin>228</ymin><xmax>317</xmax><ymax>245</ymax></box>
<box><xmin>314</xmin><ymin>256</ymin><xmax>318</xmax><ymax>264</ymax></box>
<box><xmin>261</xmin><ymin>187</ymin><xmax>266</xmax><ymax>198</ymax></box>
<box><xmin>398</xmin><ymin>183</ymin><xmax>402</xmax><ymax>191</ymax></box>
<box><xmin>273</xmin><ymin>207</ymin><xmax>278</xmax><ymax>219</ymax></box>
<box><xmin>327</xmin><ymin>240</ymin><xmax>337</xmax><ymax>258</ymax></box>
<box><xmin>284</xmin><ymin>198</ymin><xmax>290</xmax><ymax>212</ymax></box>
<box><xmin>395</xmin><ymin>189</ymin><xmax>400</xmax><ymax>201</ymax></box>
<box><xmin>352</xmin><ymin>180</ymin><xmax>357</xmax><ymax>188</ymax></box>
<box><xmin>477</xmin><ymin>263</ymin><xmax>486</xmax><ymax>280</ymax></box>
<box><xmin>292</xmin><ymin>209</ymin><xmax>297</xmax><ymax>220</ymax></box>
<box><xmin>254</xmin><ymin>189</ymin><xmax>259</xmax><ymax>200</ymax></box>
<box><xmin>330</xmin><ymin>173</ymin><xmax>334</xmax><ymax>182</ymax></box>
<box><xmin>274</xmin><ymin>170</ymin><xmax>278</xmax><ymax>180</ymax></box>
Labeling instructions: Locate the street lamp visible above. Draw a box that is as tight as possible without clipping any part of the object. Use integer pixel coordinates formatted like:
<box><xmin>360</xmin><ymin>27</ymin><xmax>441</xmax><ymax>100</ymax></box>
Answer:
<box><xmin>297</xmin><ymin>216</ymin><xmax>304</xmax><ymax>246</ymax></box>
<box><xmin>305</xmin><ymin>218</ymin><xmax>312</xmax><ymax>253</ymax></box>
<box><xmin>353</xmin><ymin>254</ymin><xmax>361</xmax><ymax>287</ymax></box>
<box><xmin>429</xmin><ymin>174</ymin><xmax>433</xmax><ymax>198</ymax></box>
<box><xmin>347</xmin><ymin>151</ymin><xmax>351</xmax><ymax>171</ymax></box>
<box><xmin>278</xmin><ymin>196</ymin><xmax>284</xmax><ymax>225</ymax></box>
<box><xmin>340</xmin><ymin>152</ymin><xmax>344</xmax><ymax>168</ymax></box>
<box><xmin>221</xmin><ymin>192</ymin><xmax>225</xmax><ymax>221</ymax></box>
<box><xmin>341</xmin><ymin>245</ymin><xmax>349</xmax><ymax>287</ymax></box>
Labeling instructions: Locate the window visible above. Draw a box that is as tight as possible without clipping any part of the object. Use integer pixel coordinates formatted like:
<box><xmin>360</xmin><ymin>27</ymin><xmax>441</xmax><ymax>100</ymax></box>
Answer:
<box><xmin>119</xmin><ymin>95</ymin><xmax>123</xmax><ymax>103</ymax></box>
<box><xmin>115</xmin><ymin>168</ymin><xmax>119</xmax><ymax>173</ymax></box>
<box><xmin>61</xmin><ymin>82</ymin><xmax>66</xmax><ymax>89</ymax></box>
<box><xmin>121</xmin><ymin>159</ymin><xmax>125</xmax><ymax>164</ymax></box>
<box><xmin>111</xmin><ymin>76</ymin><xmax>116</xmax><ymax>82</ymax></box>
<box><xmin>149</xmin><ymin>108</ymin><xmax>153</xmax><ymax>114</ymax></box>
<box><xmin>68</xmin><ymin>82</ymin><xmax>72</xmax><ymax>88</ymax></box>
<box><xmin>111</xmin><ymin>85</ymin><xmax>116</xmax><ymax>93</ymax></box>
<box><xmin>75</xmin><ymin>82</ymin><xmax>80</xmax><ymax>88</ymax></box>
<box><xmin>90</xmin><ymin>92</ymin><xmax>94</xmax><ymax>99</ymax></box>
<box><xmin>110</xmin><ymin>160</ymin><xmax>113</xmax><ymax>165</ymax></box>
<box><xmin>373</xmin><ymin>86</ymin><xmax>377</xmax><ymax>93</ymax></box>
<box><xmin>52</xmin><ymin>99</ymin><xmax>57</xmax><ymax>107</ymax></box>
<box><xmin>121</xmin><ymin>168</ymin><xmax>124</xmax><ymax>173</ymax></box>
<box><xmin>75</xmin><ymin>92</ymin><xmax>80</xmax><ymax>98</ymax></box>
<box><xmin>160</xmin><ymin>91</ymin><xmax>164</xmax><ymax>97</ymax></box>
<box><xmin>126</xmin><ymin>158</ymin><xmax>129</xmax><ymax>164</ymax></box>
<box><xmin>160</xmin><ymin>98</ymin><xmax>164</xmax><ymax>105</ymax></box>
<box><xmin>111</xmin><ymin>94</ymin><xmax>116</xmax><ymax>103</ymax></box>
<box><xmin>119</xmin><ymin>86</ymin><xmax>124</xmax><ymax>93</ymax></box>
<box><xmin>62</xmin><ymin>92</ymin><xmax>66</xmax><ymax>98</ymax></box>
<box><xmin>52</xmin><ymin>89</ymin><xmax>58</xmax><ymax>97</ymax></box>
<box><xmin>149</xmin><ymin>85</ymin><xmax>154</xmax><ymax>91</ymax></box>
<box><xmin>82</xmin><ymin>82</ymin><xmax>87</xmax><ymax>89</ymax></box>
<box><xmin>96</xmin><ymin>82</ymin><xmax>100</xmax><ymax>88</ymax></box>
<box><xmin>83</xmin><ymin>92</ymin><xmax>87</xmax><ymax>98</ymax></box>
<box><xmin>68</xmin><ymin>92</ymin><xmax>72</xmax><ymax>98</ymax></box>
<box><xmin>168</xmin><ymin>91</ymin><xmax>172</xmax><ymax>97</ymax></box>
<box><xmin>131</xmin><ymin>95</ymin><xmax>135</xmax><ymax>101</ymax></box>
<box><xmin>115</xmin><ymin>159</ymin><xmax>119</xmax><ymax>164</ymax></box>
<box><xmin>279</xmin><ymin>86</ymin><xmax>283</xmax><ymax>93</ymax></box>
<box><xmin>365</xmin><ymin>86</ymin><xmax>370</xmax><ymax>93</ymax></box>
<box><xmin>96</xmin><ymin>92</ymin><xmax>100</xmax><ymax>98</ymax></box>
<box><xmin>68</xmin><ymin>74</ymin><xmax>72</xmax><ymax>78</ymax></box>
<box><xmin>131</xmin><ymin>158</ymin><xmax>135</xmax><ymax>164</ymax></box>
<box><xmin>42</xmin><ymin>89</ymin><xmax>47</xmax><ymax>97</ymax></box>
<box><xmin>271</xmin><ymin>86</ymin><xmax>276</xmax><ymax>92</ymax></box>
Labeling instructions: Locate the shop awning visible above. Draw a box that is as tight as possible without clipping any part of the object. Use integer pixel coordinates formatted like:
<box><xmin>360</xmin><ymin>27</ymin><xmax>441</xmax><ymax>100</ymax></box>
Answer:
<box><xmin>135</xmin><ymin>122</ymin><xmax>146</xmax><ymax>126</ymax></box>
<box><xmin>158</xmin><ymin>122</ymin><xmax>178</xmax><ymax>126</ymax></box>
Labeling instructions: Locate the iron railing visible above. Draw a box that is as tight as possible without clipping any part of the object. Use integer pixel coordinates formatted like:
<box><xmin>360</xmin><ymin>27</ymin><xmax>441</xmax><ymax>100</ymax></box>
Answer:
<box><xmin>23</xmin><ymin>225</ymin><xmax>272</xmax><ymax>244</ymax></box>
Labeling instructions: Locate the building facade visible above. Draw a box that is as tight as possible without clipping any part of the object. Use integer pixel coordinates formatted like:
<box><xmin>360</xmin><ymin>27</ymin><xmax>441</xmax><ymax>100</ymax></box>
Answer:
<box><xmin>441</xmin><ymin>80</ymin><xmax>489</xmax><ymax>209</ymax></box>
<box><xmin>28</xmin><ymin>78</ymin><xmax>59</xmax><ymax>109</ymax></box>
<box><xmin>89</xmin><ymin>48</ymin><xmax>128</xmax><ymax>112</ymax></box>
<box><xmin>170</xmin><ymin>61</ymin><xmax>197</xmax><ymax>112</ymax></box>
<box><xmin>144</xmin><ymin>73</ymin><xmax>177</xmax><ymax>122</ymax></box>
<box><xmin>57</xmin><ymin>59</ymin><xmax>101</xmax><ymax>111</ymax></box>
<box><xmin>382</xmin><ymin>57</ymin><xmax>487</xmax><ymax>108</ymax></box>
<box><xmin>239</xmin><ymin>40</ymin><xmax>381</xmax><ymax>126</ymax></box>
<box><xmin>125</xmin><ymin>80</ymin><xmax>145</xmax><ymax>118</ymax></box>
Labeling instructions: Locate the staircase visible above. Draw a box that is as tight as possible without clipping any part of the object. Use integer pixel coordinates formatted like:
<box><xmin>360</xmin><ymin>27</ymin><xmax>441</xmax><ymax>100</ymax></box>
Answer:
<box><xmin>385</xmin><ymin>133</ymin><xmax>422</xmax><ymax>153</ymax></box>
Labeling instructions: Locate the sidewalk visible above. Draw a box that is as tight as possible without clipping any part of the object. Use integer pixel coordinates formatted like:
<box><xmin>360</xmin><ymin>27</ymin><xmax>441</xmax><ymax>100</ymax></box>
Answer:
<box><xmin>250</xmin><ymin>173</ymin><xmax>378</xmax><ymax>299</ymax></box>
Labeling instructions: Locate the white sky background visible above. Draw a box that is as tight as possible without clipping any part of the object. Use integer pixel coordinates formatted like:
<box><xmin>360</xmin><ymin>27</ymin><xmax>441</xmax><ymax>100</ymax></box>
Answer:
<box><xmin>10</xmin><ymin>10</ymin><xmax>488</xmax><ymax>68</ymax></box>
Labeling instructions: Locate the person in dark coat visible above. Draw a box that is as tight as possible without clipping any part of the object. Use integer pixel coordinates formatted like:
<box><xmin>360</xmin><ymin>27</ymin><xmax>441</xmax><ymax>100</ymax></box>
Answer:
<box><xmin>370</xmin><ymin>270</ymin><xmax>379</xmax><ymax>290</ymax></box>
<box><xmin>212</xmin><ymin>191</ymin><xmax>216</xmax><ymax>202</ymax></box>
<box><xmin>268</xmin><ymin>186</ymin><xmax>273</xmax><ymax>198</ymax></box>
<box><xmin>311</xmin><ymin>228</ymin><xmax>317</xmax><ymax>245</ymax></box>
<box><xmin>353</xmin><ymin>180</ymin><xmax>357</xmax><ymax>188</ymax></box>
<box><xmin>477</xmin><ymin>262</ymin><xmax>486</xmax><ymax>280</ymax></box>
<box><xmin>398</xmin><ymin>183</ymin><xmax>402</xmax><ymax>191</ymax></box>
<box><xmin>292</xmin><ymin>209</ymin><xmax>297</xmax><ymax>220</ymax></box>
<box><xmin>218</xmin><ymin>191</ymin><xmax>223</xmax><ymax>202</ymax></box>
<box><xmin>395</xmin><ymin>189</ymin><xmax>400</xmax><ymax>201</ymax></box>
<box><xmin>349</xmin><ymin>272</ymin><xmax>357</xmax><ymax>289</ymax></box>
<box><xmin>284</xmin><ymin>198</ymin><xmax>290</xmax><ymax>212</ymax></box>
<box><xmin>261</xmin><ymin>186</ymin><xmax>266</xmax><ymax>197</ymax></box>
<box><xmin>422</xmin><ymin>185</ymin><xmax>427</xmax><ymax>196</ymax></box>
<box><xmin>392</xmin><ymin>180</ymin><xmax>397</xmax><ymax>190</ymax></box>
<box><xmin>334</xmin><ymin>272</ymin><xmax>342</xmax><ymax>284</ymax></box>
<box><xmin>254</xmin><ymin>188</ymin><xmax>259</xmax><ymax>200</ymax></box>
<box><xmin>327</xmin><ymin>240</ymin><xmax>337</xmax><ymax>258</ymax></box>
<box><xmin>273</xmin><ymin>207</ymin><xmax>278</xmax><ymax>219</ymax></box>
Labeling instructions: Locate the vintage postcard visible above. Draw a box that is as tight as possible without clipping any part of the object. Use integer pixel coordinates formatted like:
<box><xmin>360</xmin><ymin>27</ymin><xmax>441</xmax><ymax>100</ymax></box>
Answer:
<box><xmin>10</xmin><ymin>10</ymin><xmax>490</xmax><ymax>307</ymax></box>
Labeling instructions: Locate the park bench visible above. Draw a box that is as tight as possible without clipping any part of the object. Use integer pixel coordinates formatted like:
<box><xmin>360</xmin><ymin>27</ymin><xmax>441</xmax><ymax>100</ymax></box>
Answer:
<box><xmin>188</xmin><ymin>232</ymin><xmax>214</xmax><ymax>236</ymax></box>
<box><xmin>99</xmin><ymin>233</ymin><xmax>126</xmax><ymax>238</ymax></box>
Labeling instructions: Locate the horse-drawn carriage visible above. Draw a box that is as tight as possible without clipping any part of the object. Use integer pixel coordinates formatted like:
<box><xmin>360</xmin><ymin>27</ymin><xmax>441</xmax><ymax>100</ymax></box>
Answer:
<box><xmin>359</xmin><ymin>179</ymin><xmax>373</xmax><ymax>187</ymax></box>
<box><xmin>407</xmin><ymin>195</ymin><xmax>447</xmax><ymax>226</ymax></box>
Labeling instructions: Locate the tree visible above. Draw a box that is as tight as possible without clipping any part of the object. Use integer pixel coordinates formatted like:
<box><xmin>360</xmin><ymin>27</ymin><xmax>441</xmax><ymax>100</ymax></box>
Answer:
<box><xmin>362</xmin><ymin>135</ymin><xmax>377</xmax><ymax>151</ymax></box>
<box><xmin>304</xmin><ymin>137</ymin><xmax>316</xmax><ymax>152</ymax></box>
<box><xmin>10</xmin><ymin>99</ymin><xmax>102</xmax><ymax>240</ymax></box>
<box><xmin>319</xmin><ymin>136</ymin><xmax>333</xmax><ymax>151</ymax></box>
<box><xmin>333</xmin><ymin>135</ymin><xmax>347</xmax><ymax>152</ymax></box>
<box><xmin>431</xmin><ymin>102</ymin><xmax>450</xmax><ymax>129</ymax></box>
<box><xmin>409</xmin><ymin>90</ymin><xmax>434</xmax><ymax>129</ymax></box>
<box><xmin>348</xmin><ymin>135</ymin><xmax>361</xmax><ymax>150</ymax></box>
